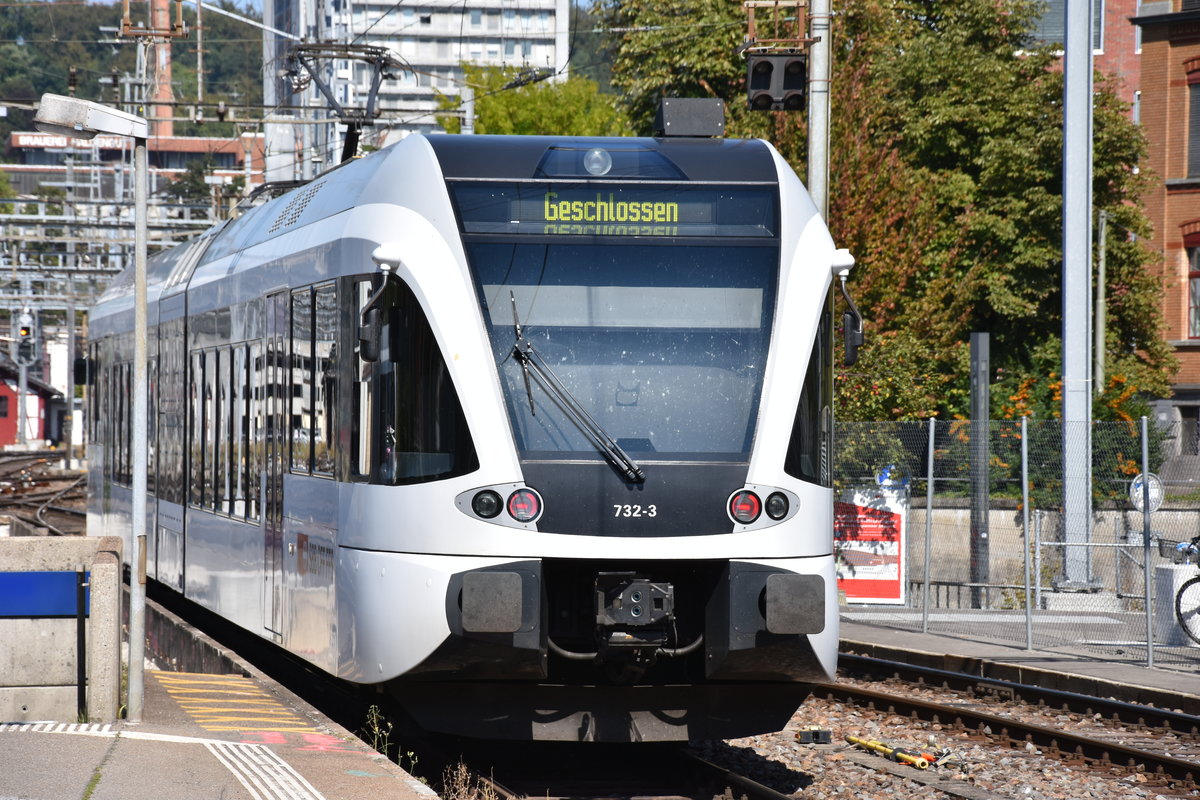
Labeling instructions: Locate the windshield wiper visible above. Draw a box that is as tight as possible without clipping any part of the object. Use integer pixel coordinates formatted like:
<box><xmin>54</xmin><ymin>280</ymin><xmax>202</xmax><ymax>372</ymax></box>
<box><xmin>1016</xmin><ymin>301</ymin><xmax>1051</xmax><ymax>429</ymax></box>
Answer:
<box><xmin>509</xmin><ymin>292</ymin><xmax>645</xmax><ymax>484</ymax></box>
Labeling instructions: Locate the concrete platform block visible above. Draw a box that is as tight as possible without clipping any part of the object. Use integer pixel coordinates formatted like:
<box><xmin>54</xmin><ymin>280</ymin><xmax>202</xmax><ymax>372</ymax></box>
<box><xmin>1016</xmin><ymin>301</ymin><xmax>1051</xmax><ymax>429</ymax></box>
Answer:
<box><xmin>0</xmin><ymin>536</ymin><xmax>122</xmax><ymax>722</ymax></box>
<box><xmin>0</xmin><ymin>685</ymin><xmax>78</xmax><ymax>722</ymax></box>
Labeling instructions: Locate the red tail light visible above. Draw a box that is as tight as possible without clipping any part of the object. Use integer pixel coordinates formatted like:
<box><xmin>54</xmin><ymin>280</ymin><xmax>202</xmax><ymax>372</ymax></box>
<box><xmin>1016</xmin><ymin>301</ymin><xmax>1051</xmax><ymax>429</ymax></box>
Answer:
<box><xmin>729</xmin><ymin>490</ymin><xmax>761</xmax><ymax>524</ymax></box>
<box><xmin>507</xmin><ymin>488</ymin><xmax>542</xmax><ymax>523</ymax></box>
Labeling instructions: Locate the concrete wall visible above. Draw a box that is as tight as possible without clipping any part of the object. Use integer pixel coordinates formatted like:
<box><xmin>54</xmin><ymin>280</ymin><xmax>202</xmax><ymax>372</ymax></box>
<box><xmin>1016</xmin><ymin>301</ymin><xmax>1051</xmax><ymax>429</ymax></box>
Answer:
<box><xmin>902</xmin><ymin>505</ymin><xmax>1200</xmax><ymax>598</ymax></box>
<box><xmin>0</xmin><ymin>535</ymin><xmax>122</xmax><ymax>722</ymax></box>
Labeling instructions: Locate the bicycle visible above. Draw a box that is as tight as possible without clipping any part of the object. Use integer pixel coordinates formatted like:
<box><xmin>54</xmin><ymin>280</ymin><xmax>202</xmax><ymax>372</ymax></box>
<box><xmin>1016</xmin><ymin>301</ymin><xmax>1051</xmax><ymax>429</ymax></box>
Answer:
<box><xmin>1165</xmin><ymin>536</ymin><xmax>1200</xmax><ymax>645</ymax></box>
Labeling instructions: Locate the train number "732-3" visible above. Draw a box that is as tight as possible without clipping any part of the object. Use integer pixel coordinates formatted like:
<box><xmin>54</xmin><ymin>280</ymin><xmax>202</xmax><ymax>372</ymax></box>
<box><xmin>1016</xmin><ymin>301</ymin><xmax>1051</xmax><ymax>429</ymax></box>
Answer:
<box><xmin>612</xmin><ymin>504</ymin><xmax>657</xmax><ymax>518</ymax></box>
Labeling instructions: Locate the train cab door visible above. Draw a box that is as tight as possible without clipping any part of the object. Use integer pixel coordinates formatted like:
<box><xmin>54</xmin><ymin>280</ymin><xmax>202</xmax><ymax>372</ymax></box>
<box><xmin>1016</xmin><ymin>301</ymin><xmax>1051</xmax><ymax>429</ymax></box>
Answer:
<box><xmin>263</xmin><ymin>291</ymin><xmax>288</xmax><ymax>637</ymax></box>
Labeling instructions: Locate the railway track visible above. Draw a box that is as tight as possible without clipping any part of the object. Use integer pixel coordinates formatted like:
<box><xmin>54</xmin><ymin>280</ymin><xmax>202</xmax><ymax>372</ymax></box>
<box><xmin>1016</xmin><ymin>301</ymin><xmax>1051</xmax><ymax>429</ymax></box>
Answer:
<box><xmin>452</xmin><ymin>743</ymin><xmax>799</xmax><ymax>800</ymax></box>
<box><xmin>817</xmin><ymin>654</ymin><xmax>1200</xmax><ymax>791</ymax></box>
<box><xmin>0</xmin><ymin>454</ymin><xmax>86</xmax><ymax>536</ymax></box>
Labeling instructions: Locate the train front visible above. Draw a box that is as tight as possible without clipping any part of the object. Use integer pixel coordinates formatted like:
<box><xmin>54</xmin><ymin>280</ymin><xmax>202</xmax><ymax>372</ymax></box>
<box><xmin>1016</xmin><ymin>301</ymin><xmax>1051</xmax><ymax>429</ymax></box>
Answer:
<box><xmin>356</xmin><ymin>135</ymin><xmax>850</xmax><ymax>742</ymax></box>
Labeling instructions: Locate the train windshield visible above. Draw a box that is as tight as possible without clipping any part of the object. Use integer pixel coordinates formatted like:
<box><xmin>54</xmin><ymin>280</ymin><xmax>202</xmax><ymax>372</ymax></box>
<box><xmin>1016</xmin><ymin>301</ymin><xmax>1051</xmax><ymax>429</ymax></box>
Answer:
<box><xmin>453</xmin><ymin>182</ymin><xmax>779</xmax><ymax>465</ymax></box>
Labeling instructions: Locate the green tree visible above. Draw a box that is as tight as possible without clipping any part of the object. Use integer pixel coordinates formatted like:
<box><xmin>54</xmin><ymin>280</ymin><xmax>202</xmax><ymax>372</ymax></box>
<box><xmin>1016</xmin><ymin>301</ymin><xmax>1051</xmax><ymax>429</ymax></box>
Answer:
<box><xmin>165</xmin><ymin>156</ymin><xmax>216</xmax><ymax>202</ymax></box>
<box><xmin>0</xmin><ymin>1</ymin><xmax>263</xmax><ymax>145</ymax></box>
<box><xmin>437</xmin><ymin>65</ymin><xmax>628</xmax><ymax>136</ymax></box>
<box><xmin>598</xmin><ymin>0</ymin><xmax>1173</xmax><ymax>421</ymax></box>
<box><xmin>0</xmin><ymin>168</ymin><xmax>14</xmax><ymax>214</ymax></box>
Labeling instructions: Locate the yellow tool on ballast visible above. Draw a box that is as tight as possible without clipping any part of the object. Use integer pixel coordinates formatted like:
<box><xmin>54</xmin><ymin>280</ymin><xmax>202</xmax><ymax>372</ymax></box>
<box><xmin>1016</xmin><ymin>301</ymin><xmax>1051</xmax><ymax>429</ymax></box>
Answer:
<box><xmin>845</xmin><ymin>735</ymin><xmax>930</xmax><ymax>769</ymax></box>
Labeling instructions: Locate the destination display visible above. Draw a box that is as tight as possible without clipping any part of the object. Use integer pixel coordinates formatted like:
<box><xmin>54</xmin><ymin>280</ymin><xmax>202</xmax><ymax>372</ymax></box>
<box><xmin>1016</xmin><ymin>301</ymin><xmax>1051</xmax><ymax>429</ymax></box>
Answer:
<box><xmin>452</xmin><ymin>183</ymin><xmax>778</xmax><ymax>238</ymax></box>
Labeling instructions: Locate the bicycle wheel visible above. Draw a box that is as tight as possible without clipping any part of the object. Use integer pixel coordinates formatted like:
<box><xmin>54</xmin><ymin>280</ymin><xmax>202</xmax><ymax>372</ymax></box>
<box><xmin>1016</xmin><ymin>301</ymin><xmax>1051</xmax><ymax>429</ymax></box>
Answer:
<box><xmin>1174</xmin><ymin>576</ymin><xmax>1200</xmax><ymax>646</ymax></box>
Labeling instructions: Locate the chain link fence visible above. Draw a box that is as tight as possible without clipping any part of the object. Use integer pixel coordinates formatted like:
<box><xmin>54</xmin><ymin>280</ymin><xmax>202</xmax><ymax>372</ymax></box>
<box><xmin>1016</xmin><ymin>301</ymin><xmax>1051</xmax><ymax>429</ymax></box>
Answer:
<box><xmin>834</xmin><ymin>419</ymin><xmax>1200</xmax><ymax>671</ymax></box>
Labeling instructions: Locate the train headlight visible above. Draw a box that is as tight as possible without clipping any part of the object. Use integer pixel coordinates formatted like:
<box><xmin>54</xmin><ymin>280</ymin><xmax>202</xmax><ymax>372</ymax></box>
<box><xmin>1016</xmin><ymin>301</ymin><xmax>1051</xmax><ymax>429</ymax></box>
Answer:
<box><xmin>471</xmin><ymin>490</ymin><xmax>503</xmax><ymax>519</ymax></box>
<box><xmin>507</xmin><ymin>488</ymin><xmax>543</xmax><ymax>524</ymax></box>
<box><xmin>765</xmin><ymin>492</ymin><xmax>789</xmax><ymax>521</ymax></box>
<box><xmin>728</xmin><ymin>490</ymin><xmax>761</xmax><ymax>524</ymax></box>
<box><xmin>583</xmin><ymin>148</ymin><xmax>612</xmax><ymax>176</ymax></box>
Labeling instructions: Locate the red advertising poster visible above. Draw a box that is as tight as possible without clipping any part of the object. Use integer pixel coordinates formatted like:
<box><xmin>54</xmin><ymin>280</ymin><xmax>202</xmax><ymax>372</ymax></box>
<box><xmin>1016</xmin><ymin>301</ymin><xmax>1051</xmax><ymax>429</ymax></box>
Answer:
<box><xmin>834</xmin><ymin>490</ymin><xmax>907</xmax><ymax>605</ymax></box>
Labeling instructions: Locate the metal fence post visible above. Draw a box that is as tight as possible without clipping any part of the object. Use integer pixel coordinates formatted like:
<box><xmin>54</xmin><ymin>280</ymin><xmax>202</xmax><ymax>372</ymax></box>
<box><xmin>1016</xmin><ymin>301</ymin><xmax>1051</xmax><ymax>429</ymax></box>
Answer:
<box><xmin>1141</xmin><ymin>415</ymin><xmax>1154</xmax><ymax>668</ymax></box>
<box><xmin>923</xmin><ymin>416</ymin><xmax>935</xmax><ymax>634</ymax></box>
<box><xmin>1023</xmin><ymin>416</ymin><xmax>1033</xmax><ymax>650</ymax></box>
<box><xmin>1035</xmin><ymin>509</ymin><xmax>1043</xmax><ymax>611</ymax></box>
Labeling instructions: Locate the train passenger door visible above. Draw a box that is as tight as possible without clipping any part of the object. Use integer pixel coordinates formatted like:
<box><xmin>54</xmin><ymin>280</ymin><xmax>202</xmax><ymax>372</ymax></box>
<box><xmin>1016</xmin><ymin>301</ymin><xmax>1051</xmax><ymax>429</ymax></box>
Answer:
<box><xmin>264</xmin><ymin>291</ymin><xmax>288</xmax><ymax>636</ymax></box>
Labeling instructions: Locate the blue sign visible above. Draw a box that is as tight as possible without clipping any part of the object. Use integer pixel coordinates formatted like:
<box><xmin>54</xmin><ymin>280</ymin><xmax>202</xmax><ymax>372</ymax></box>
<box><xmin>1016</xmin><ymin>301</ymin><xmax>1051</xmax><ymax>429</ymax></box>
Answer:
<box><xmin>0</xmin><ymin>571</ymin><xmax>89</xmax><ymax>617</ymax></box>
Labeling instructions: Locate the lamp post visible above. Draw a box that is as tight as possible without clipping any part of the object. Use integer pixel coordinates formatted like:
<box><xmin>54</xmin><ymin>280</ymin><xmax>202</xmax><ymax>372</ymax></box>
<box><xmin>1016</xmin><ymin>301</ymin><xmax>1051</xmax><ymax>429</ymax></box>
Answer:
<box><xmin>34</xmin><ymin>94</ymin><xmax>150</xmax><ymax>723</ymax></box>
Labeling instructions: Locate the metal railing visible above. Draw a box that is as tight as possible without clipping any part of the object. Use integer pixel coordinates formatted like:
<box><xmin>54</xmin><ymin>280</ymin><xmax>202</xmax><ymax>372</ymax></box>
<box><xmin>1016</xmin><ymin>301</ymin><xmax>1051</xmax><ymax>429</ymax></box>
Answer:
<box><xmin>835</xmin><ymin>417</ymin><xmax>1200</xmax><ymax>671</ymax></box>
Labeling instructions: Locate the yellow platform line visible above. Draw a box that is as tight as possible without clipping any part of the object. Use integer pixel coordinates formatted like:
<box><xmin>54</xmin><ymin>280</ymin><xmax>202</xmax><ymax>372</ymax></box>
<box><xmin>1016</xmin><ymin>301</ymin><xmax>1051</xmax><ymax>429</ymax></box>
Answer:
<box><xmin>152</xmin><ymin>672</ymin><xmax>319</xmax><ymax>733</ymax></box>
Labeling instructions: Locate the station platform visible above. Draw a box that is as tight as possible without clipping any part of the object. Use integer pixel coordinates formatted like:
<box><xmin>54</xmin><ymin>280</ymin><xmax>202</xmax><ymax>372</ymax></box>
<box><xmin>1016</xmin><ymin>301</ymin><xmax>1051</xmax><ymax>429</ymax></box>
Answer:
<box><xmin>0</xmin><ymin>664</ymin><xmax>437</xmax><ymax>800</ymax></box>
<box><xmin>840</xmin><ymin>617</ymin><xmax>1200</xmax><ymax>713</ymax></box>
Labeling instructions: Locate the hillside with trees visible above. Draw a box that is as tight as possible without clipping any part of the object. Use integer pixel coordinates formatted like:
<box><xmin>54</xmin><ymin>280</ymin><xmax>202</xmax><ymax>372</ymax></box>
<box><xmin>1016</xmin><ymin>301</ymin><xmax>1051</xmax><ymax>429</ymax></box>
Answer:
<box><xmin>0</xmin><ymin>0</ymin><xmax>263</xmax><ymax>144</ymax></box>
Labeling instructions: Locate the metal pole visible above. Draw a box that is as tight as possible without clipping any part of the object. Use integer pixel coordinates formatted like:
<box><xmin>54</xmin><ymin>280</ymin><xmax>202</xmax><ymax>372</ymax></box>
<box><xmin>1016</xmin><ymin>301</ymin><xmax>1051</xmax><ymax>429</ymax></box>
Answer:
<box><xmin>462</xmin><ymin>86</ymin><xmax>475</xmax><ymax>135</ymax></box>
<box><xmin>1035</xmin><ymin>510</ymin><xmax>1043</xmax><ymax>610</ymax></box>
<box><xmin>1141</xmin><ymin>415</ymin><xmax>1154</xmax><ymax>668</ymax></box>
<box><xmin>807</xmin><ymin>0</ymin><xmax>831</xmax><ymax>217</ymax></box>
<box><xmin>64</xmin><ymin>280</ymin><xmax>75</xmax><ymax>470</ymax></box>
<box><xmin>922</xmin><ymin>416</ymin><xmax>935</xmax><ymax>634</ymax></box>
<box><xmin>1062</xmin><ymin>0</ymin><xmax>1094</xmax><ymax>589</ymax></box>
<box><xmin>128</xmin><ymin>135</ymin><xmax>148</xmax><ymax>722</ymax></box>
<box><xmin>969</xmin><ymin>333</ymin><xmax>990</xmax><ymax>608</ymax></box>
<box><xmin>17</xmin><ymin>363</ymin><xmax>26</xmax><ymax>446</ymax></box>
<box><xmin>1094</xmin><ymin>210</ymin><xmax>1107</xmax><ymax>392</ymax></box>
<box><xmin>1022</xmin><ymin>416</ymin><xmax>1033</xmax><ymax>650</ymax></box>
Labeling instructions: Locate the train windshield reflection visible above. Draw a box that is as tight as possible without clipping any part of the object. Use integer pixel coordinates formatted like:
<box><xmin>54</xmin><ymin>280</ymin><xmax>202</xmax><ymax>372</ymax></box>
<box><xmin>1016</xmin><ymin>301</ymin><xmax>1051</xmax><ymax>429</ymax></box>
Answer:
<box><xmin>466</xmin><ymin>240</ymin><xmax>779</xmax><ymax>463</ymax></box>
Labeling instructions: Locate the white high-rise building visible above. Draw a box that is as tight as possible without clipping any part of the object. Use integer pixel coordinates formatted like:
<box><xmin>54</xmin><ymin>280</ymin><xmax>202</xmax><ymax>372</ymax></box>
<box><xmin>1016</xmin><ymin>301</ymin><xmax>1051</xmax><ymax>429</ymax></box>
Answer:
<box><xmin>261</xmin><ymin>0</ymin><xmax>570</xmax><ymax>181</ymax></box>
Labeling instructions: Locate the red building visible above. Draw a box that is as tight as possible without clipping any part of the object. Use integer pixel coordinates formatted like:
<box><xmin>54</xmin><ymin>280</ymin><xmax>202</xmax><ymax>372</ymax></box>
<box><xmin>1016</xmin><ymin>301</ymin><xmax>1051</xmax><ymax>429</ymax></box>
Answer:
<box><xmin>1133</xmin><ymin>1</ymin><xmax>1200</xmax><ymax>458</ymax></box>
<box><xmin>0</xmin><ymin>360</ymin><xmax>63</xmax><ymax>447</ymax></box>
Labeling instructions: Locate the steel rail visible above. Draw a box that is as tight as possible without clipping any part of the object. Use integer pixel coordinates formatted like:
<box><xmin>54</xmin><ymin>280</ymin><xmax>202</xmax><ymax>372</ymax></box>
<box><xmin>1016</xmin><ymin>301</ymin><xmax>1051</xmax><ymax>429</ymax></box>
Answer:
<box><xmin>813</xmin><ymin>681</ymin><xmax>1199</xmax><ymax>787</ymax></box>
<box><xmin>838</xmin><ymin>652</ymin><xmax>1200</xmax><ymax>735</ymax></box>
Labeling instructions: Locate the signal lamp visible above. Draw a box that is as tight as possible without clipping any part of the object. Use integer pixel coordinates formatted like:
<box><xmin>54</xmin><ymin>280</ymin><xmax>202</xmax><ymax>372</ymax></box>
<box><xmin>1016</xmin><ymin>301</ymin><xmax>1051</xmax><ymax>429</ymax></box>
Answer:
<box><xmin>471</xmin><ymin>490</ymin><xmax>502</xmax><ymax>519</ymax></box>
<box><xmin>766</xmin><ymin>492</ymin><xmax>790</xmax><ymax>521</ymax></box>
<box><xmin>746</xmin><ymin>54</ymin><xmax>807</xmax><ymax>112</ymax></box>
<box><xmin>507</xmin><ymin>488</ymin><xmax>542</xmax><ymax>524</ymax></box>
<box><xmin>729</xmin><ymin>490</ymin><xmax>762</xmax><ymax>524</ymax></box>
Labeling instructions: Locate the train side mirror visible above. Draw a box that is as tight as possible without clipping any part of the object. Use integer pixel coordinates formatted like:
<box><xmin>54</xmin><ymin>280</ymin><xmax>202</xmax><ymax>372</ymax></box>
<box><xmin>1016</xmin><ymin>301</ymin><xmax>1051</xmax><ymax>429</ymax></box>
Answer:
<box><xmin>842</xmin><ymin>309</ymin><xmax>863</xmax><ymax>367</ymax></box>
<box><xmin>831</xmin><ymin>250</ymin><xmax>863</xmax><ymax>367</ymax></box>
<box><xmin>359</xmin><ymin>307</ymin><xmax>381</xmax><ymax>362</ymax></box>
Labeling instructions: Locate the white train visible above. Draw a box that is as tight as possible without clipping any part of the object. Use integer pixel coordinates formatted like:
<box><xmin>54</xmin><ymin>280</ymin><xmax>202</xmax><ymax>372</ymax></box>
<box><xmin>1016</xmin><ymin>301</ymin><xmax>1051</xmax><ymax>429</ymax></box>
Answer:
<box><xmin>87</xmin><ymin>131</ymin><xmax>860</xmax><ymax>742</ymax></box>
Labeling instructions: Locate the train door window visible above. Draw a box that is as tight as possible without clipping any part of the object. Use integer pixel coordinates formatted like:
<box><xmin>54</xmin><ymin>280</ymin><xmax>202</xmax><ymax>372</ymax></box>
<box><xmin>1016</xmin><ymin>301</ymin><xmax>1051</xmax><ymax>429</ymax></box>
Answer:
<box><xmin>354</xmin><ymin>281</ymin><xmax>373</xmax><ymax>478</ymax></box>
<box><xmin>291</xmin><ymin>288</ymin><xmax>313</xmax><ymax>474</ymax></box>
<box><xmin>160</xmin><ymin>318</ymin><xmax>185</xmax><ymax>505</ymax></box>
<box><xmin>784</xmin><ymin>290</ymin><xmax>834</xmax><ymax>487</ymax></box>
<box><xmin>231</xmin><ymin>344</ymin><xmax>247</xmax><ymax>517</ymax></box>
<box><xmin>353</xmin><ymin>276</ymin><xmax>478</xmax><ymax>484</ymax></box>
<box><xmin>190</xmin><ymin>351</ymin><xmax>205</xmax><ymax>507</ymax></box>
<box><xmin>112</xmin><ymin>363</ymin><xmax>123</xmax><ymax>484</ymax></box>
<box><xmin>217</xmin><ymin>347</ymin><xmax>232</xmax><ymax>515</ymax></box>
<box><xmin>119</xmin><ymin>361</ymin><xmax>131</xmax><ymax>486</ymax></box>
<box><xmin>110</xmin><ymin>363</ymin><xmax>119</xmax><ymax>483</ymax></box>
<box><xmin>207</xmin><ymin>348</ymin><xmax>222</xmax><ymax>513</ymax></box>
<box><xmin>313</xmin><ymin>283</ymin><xmax>337</xmax><ymax>476</ymax></box>
<box><xmin>147</xmin><ymin>356</ymin><xmax>157</xmax><ymax>495</ymax></box>
<box><xmin>248</xmin><ymin>339</ymin><xmax>262</xmax><ymax>520</ymax></box>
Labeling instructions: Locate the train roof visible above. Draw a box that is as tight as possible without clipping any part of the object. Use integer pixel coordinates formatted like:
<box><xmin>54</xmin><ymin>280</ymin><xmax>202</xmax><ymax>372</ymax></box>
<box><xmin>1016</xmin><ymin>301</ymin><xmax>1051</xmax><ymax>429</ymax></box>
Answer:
<box><xmin>89</xmin><ymin>134</ymin><xmax>784</xmax><ymax>333</ymax></box>
<box><xmin>425</xmin><ymin>135</ymin><xmax>780</xmax><ymax>183</ymax></box>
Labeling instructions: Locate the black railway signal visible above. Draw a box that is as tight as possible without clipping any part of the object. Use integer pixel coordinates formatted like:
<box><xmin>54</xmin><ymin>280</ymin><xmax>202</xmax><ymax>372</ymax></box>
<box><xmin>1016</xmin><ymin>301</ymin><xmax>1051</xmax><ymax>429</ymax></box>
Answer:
<box><xmin>17</xmin><ymin>322</ymin><xmax>33</xmax><ymax>363</ymax></box>
<box><xmin>746</xmin><ymin>53</ymin><xmax>807</xmax><ymax>112</ymax></box>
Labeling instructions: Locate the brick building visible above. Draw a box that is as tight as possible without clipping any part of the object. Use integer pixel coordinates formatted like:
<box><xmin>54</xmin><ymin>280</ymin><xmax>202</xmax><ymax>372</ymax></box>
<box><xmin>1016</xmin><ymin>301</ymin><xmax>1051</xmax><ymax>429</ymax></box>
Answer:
<box><xmin>1133</xmin><ymin>2</ymin><xmax>1200</xmax><ymax>456</ymax></box>
<box><xmin>1034</xmin><ymin>0</ymin><xmax>1142</xmax><ymax>109</ymax></box>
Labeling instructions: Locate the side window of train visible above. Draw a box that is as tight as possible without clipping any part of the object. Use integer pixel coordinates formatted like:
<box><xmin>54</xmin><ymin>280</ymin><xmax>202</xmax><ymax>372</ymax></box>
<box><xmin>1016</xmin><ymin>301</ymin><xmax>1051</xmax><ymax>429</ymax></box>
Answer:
<box><xmin>286</xmin><ymin>284</ymin><xmax>338</xmax><ymax>479</ymax></box>
<box><xmin>189</xmin><ymin>351</ymin><xmax>205</xmax><ymax>507</ymax></box>
<box><xmin>784</xmin><ymin>291</ymin><xmax>834</xmax><ymax>487</ymax></box>
<box><xmin>290</xmin><ymin>288</ymin><xmax>313</xmax><ymax>474</ymax></box>
<box><xmin>352</xmin><ymin>276</ymin><xmax>479</xmax><ymax>485</ymax></box>
<box><xmin>313</xmin><ymin>284</ymin><xmax>338</xmax><ymax>476</ymax></box>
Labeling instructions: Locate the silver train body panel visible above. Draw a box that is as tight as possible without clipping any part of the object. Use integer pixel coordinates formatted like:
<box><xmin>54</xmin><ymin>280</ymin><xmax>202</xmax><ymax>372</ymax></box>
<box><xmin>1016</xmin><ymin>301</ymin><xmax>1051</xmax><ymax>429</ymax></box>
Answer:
<box><xmin>87</xmin><ymin>133</ymin><xmax>847</xmax><ymax>741</ymax></box>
